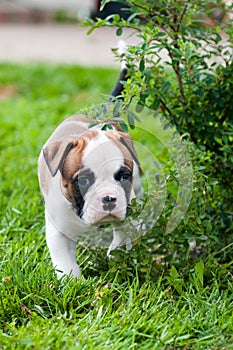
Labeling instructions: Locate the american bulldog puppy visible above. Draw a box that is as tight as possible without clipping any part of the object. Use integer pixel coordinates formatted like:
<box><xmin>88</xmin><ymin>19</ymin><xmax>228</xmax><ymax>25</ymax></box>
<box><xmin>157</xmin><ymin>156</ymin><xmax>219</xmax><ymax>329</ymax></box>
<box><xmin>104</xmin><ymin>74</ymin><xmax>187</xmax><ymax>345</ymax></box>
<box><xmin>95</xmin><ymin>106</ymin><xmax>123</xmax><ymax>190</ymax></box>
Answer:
<box><xmin>38</xmin><ymin>70</ymin><xmax>142</xmax><ymax>278</ymax></box>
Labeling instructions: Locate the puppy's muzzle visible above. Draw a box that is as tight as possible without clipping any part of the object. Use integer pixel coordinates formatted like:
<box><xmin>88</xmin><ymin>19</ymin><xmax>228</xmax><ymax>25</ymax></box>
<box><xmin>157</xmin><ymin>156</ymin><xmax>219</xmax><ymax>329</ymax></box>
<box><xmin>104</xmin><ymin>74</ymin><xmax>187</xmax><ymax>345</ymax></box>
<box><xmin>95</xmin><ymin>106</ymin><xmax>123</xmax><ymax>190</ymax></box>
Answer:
<box><xmin>102</xmin><ymin>195</ymin><xmax>117</xmax><ymax>212</ymax></box>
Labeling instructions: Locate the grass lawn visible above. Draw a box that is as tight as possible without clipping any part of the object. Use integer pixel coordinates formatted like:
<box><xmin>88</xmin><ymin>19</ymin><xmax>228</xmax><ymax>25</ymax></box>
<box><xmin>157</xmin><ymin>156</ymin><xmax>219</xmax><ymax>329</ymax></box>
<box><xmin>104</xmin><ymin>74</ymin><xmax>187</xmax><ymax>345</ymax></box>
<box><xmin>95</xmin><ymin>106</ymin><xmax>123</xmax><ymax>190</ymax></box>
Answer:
<box><xmin>0</xmin><ymin>62</ymin><xmax>232</xmax><ymax>349</ymax></box>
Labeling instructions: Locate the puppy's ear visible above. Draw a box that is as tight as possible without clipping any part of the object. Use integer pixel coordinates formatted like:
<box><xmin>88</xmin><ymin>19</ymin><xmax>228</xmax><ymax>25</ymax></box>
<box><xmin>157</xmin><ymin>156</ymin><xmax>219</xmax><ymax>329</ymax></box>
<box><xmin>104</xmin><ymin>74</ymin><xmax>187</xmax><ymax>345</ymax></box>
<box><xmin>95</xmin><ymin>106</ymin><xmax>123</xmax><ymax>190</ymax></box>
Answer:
<box><xmin>42</xmin><ymin>137</ymin><xmax>75</xmax><ymax>176</ymax></box>
<box><xmin>119</xmin><ymin>132</ymin><xmax>141</xmax><ymax>171</ymax></box>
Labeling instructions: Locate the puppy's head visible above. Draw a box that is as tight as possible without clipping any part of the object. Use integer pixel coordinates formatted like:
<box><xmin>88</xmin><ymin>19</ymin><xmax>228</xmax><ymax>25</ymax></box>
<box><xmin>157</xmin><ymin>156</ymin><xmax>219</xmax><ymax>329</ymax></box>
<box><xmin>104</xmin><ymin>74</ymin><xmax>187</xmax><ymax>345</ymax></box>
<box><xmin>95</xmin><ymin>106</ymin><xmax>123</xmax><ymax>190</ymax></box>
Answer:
<box><xmin>43</xmin><ymin>129</ymin><xmax>139</xmax><ymax>225</ymax></box>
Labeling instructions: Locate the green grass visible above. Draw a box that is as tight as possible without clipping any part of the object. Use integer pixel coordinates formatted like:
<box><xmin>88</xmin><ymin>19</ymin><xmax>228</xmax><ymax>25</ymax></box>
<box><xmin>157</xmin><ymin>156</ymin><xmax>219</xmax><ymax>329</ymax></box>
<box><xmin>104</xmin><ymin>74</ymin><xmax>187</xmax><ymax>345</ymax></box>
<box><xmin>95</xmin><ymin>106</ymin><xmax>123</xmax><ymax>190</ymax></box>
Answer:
<box><xmin>0</xmin><ymin>63</ymin><xmax>233</xmax><ymax>349</ymax></box>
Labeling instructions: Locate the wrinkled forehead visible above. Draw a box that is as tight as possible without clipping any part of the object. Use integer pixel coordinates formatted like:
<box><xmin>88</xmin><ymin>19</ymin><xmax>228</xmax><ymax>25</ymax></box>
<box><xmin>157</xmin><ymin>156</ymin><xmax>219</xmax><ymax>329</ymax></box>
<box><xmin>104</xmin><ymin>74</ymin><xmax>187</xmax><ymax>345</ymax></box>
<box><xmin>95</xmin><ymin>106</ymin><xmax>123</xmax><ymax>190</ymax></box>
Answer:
<box><xmin>61</xmin><ymin>130</ymin><xmax>134</xmax><ymax>180</ymax></box>
<box><xmin>82</xmin><ymin>132</ymin><xmax>133</xmax><ymax>175</ymax></box>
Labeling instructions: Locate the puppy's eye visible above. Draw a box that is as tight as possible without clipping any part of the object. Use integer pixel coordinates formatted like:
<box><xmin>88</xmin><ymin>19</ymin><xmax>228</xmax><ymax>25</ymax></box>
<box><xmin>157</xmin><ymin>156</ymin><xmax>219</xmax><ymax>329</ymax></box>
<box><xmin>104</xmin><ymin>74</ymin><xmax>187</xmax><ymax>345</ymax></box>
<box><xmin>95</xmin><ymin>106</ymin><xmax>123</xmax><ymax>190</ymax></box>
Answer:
<box><xmin>77</xmin><ymin>176</ymin><xmax>90</xmax><ymax>188</ymax></box>
<box><xmin>120</xmin><ymin>172</ymin><xmax>131</xmax><ymax>181</ymax></box>
<box><xmin>72</xmin><ymin>169</ymin><xmax>95</xmax><ymax>194</ymax></box>
<box><xmin>114</xmin><ymin>168</ymin><xmax>132</xmax><ymax>182</ymax></box>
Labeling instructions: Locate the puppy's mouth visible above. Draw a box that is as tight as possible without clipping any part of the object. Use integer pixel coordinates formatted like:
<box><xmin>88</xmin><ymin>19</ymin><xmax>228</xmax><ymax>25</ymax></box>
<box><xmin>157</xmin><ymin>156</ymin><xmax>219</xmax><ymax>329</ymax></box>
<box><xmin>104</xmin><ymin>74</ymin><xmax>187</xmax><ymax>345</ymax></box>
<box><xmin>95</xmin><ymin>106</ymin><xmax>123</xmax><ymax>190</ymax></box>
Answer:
<box><xmin>80</xmin><ymin>210</ymin><xmax>128</xmax><ymax>226</ymax></box>
<box><xmin>93</xmin><ymin>213</ymin><xmax>123</xmax><ymax>225</ymax></box>
<box><xmin>96</xmin><ymin>215</ymin><xmax>120</xmax><ymax>229</ymax></box>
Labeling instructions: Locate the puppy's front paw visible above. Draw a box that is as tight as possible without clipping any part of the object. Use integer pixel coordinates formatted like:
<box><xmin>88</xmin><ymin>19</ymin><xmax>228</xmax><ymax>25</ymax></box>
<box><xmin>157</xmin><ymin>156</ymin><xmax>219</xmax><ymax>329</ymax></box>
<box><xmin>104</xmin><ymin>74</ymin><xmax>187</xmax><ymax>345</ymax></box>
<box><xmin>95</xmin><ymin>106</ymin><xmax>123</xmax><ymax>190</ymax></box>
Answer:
<box><xmin>107</xmin><ymin>235</ymin><xmax>132</xmax><ymax>259</ymax></box>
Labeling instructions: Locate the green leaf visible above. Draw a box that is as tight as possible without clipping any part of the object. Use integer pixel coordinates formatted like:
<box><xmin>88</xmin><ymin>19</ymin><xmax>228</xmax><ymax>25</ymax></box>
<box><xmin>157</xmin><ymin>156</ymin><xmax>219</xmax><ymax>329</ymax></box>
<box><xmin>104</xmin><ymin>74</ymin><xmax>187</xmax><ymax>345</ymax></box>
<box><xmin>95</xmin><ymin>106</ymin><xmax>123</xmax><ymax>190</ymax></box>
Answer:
<box><xmin>152</xmin><ymin>98</ymin><xmax>160</xmax><ymax>110</ymax></box>
<box><xmin>113</xmin><ymin>100</ymin><xmax>123</xmax><ymax>116</ymax></box>
<box><xmin>161</xmin><ymin>81</ymin><xmax>170</xmax><ymax>93</ymax></box>
<box><xmin>82</xmin><ymin>17</ymin><xmax>94</xmax><ymax>26</ymax></box>
<box><xmin>116</xmin><ymin>27</ymin><xmax>123</xmax><ymax>36</ymax></box>
<box><xmin>100</xmin><ymin>0</ymin><xmax>113</xmax><ymax>11</ymax></box>
<box><xmin>86</xmin><ymin>27</ymin><xmax>96</xmax><ymax>36</ymax></box>
<box><xmin>127</xmin><ymin>12</ymin><xmax>141</xmax><ymax>23</ymax></box>
<box><xmin>157</xmin><ymin>31</ymin><xmax>167</xmax><ymax>37</ymax></box>
<box><xmin>139</xmin><ymin>58</ymin><xmax>145</xmax><ymax>72</ymax></box>
<box><xmin>113</xmin><ymin>14</ymin><xmax>120</xmax><ymax>22</ymax></box>
<box><xmin>195</xmin><ymin>260</ymin><xmax>204</xmax><ymax>286</ymax></box>
<box><xmin>167</xmin><ymin>266</ymin><xmax>184</xmax><ymax>295</ymax></box>
<box><xmin>145</xmin><ymin>95</ymin><xmax>154</xmax><ymax>107</ymax></box>
<box><xmin>119</xmin><ymin>121</ymin><xmax>128</xmax><ymax>132</ymax></box>
<box><xmin>190</xmin><ymin>260</ymin><xmax>204</xmax><ymax>293</ymax></box>
<box><xmin>135</xmin><ymin>103</ymin><xmax>144</xmax><ymax>113</ymax></box>
<box><xmin>127</xmin><ymin>110</ymin><xmax>137</xmax><ymax>129</ymax></box>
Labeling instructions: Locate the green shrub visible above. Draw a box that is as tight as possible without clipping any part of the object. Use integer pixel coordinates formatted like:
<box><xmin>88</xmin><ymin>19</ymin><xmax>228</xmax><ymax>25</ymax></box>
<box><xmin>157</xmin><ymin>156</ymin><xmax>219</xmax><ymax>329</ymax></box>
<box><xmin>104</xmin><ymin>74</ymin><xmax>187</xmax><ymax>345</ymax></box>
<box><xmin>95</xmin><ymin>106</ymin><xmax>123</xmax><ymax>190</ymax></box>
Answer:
<box><xmin>84</xmin><ymin>0</ymin><xmax>233</xmax><ymax>262</ymax></box>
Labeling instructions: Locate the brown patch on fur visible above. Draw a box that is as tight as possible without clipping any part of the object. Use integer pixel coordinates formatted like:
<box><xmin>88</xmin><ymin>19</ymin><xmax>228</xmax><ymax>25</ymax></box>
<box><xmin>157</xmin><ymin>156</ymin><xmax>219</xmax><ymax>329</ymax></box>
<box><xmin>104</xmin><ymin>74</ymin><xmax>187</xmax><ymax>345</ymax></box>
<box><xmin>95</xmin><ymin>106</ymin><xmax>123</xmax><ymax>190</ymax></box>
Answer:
<box><xmin>105</xmin><ymin>130</ymin><xmax>134</xmax><ymax>171</ymax></box>
<box><xmin>61</xmin><ymin>130</ymin><xmax>98</xmax><ymax>201</ymax></box>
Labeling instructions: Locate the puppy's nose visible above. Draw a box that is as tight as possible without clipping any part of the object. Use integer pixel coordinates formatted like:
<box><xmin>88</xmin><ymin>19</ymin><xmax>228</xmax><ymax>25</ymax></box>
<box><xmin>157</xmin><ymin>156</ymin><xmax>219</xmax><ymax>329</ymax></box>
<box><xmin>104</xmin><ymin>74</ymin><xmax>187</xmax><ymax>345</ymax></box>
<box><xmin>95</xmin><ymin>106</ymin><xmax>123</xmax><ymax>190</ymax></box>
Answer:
<box><xmin>102</xmin><ymin>196</ymin><xmax>117</xmax><ymax>203</ymax></box>
<box><xmin>102</xmin><ymin>196</ymin><xmax>117</xmax><ymax>211</ymax></box>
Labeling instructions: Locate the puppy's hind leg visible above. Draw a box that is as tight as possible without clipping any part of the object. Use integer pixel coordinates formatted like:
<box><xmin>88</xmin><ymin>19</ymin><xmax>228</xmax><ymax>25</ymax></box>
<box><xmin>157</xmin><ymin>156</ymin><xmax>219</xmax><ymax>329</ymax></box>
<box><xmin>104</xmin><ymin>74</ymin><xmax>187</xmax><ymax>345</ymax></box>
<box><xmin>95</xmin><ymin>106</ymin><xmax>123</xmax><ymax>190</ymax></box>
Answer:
<box><xmin>45</xmin><ymin>211</ymin><xmax>80</xmax><ymax>278</ymax></box>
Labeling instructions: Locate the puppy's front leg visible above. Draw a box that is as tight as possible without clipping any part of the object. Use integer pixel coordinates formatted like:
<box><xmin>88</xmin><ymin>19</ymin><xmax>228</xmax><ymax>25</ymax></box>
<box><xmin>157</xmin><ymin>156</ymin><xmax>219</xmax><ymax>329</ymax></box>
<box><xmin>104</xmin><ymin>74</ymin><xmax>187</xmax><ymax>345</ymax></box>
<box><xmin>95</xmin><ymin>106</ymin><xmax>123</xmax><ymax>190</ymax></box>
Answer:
<box><xmin>107</xmin><ymin>228</ymin><xmax>132</xmax><ymax>257</ymax></box>
<box><xmin>45</xmin><ymin>212</ymin><xmax>80</xmax><ymax>278</ymax></box>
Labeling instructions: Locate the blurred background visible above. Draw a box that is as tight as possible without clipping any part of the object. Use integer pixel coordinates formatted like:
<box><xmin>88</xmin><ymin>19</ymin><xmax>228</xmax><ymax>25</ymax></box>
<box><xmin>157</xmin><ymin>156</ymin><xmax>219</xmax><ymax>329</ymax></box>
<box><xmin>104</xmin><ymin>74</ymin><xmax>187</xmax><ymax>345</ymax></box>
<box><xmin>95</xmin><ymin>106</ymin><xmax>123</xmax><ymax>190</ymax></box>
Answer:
<box><xmin>0</xmin><ymin>0</ymin><xmax>136</xmax><ymax>66</ymax></box>
<box><xmin>0</xmin><ymin>0</ymin><xmax>101</xmax><ymax>22</ymax></box>
<box><xmin>0</xmin><ymin>0</ymin><xmax>230</xmax><ymax>66</ymax></box>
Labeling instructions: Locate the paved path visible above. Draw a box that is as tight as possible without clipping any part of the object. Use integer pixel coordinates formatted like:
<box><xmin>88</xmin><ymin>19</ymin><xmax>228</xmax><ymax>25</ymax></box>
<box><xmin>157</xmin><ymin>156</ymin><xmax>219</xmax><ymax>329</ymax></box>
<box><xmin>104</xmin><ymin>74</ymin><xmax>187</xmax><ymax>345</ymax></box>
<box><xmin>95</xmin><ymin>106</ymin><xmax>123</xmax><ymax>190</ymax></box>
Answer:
<box><xmin>0</xmin><ymin>24</ymin><xmax>140</xmax><ymax>66</ymax></box>
<box><xmin>0</xmin><ymin>23</ymin><xmax>230</xmax><ymax>67</ymax></box>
